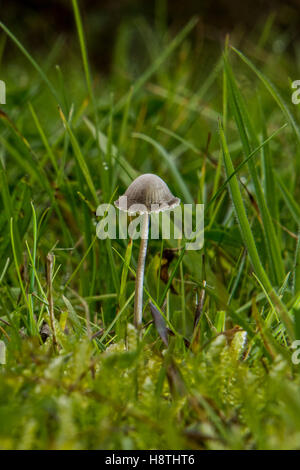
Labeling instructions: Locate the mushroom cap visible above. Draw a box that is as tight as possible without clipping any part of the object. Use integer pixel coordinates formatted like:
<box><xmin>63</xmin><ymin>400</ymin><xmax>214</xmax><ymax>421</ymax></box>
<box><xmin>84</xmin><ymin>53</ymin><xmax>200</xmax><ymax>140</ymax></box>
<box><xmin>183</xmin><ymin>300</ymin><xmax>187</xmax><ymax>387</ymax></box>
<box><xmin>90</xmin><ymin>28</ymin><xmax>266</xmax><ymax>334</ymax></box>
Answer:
<box><xmin>114</xmin><ymin>173</ymin><xmax>180</xmax><ymax>214</ymax></box>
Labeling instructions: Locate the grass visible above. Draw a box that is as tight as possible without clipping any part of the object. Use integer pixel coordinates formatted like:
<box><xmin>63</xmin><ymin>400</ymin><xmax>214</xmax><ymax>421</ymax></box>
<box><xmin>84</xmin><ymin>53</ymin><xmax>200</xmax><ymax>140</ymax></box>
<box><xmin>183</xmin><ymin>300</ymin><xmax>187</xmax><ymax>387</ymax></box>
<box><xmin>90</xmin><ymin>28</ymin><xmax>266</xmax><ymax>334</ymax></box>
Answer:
<box><xmin>0</xmin><ymin>1</ymin><xmax>300</xmax><ymax>449</ymax></box>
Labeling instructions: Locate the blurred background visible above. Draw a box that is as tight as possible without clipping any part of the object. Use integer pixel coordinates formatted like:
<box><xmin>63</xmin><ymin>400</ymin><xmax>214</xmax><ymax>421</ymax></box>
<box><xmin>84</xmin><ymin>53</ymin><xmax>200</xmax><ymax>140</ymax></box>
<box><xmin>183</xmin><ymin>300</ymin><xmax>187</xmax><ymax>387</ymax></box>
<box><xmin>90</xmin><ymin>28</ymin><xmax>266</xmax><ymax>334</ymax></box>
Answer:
<box><xmin>1</xmin><ymin>1</ymin><xmax>300</xmax><ymax>452</ymax></box>
<box><xmin>1</xmin><ymin>0</ymin><xmax>300</xmax><ymax>217</ymax></box>
<box><xmin>2</xmin><ymin>0</ymin><xmax>300</xmax><ymax>72</ymax></box>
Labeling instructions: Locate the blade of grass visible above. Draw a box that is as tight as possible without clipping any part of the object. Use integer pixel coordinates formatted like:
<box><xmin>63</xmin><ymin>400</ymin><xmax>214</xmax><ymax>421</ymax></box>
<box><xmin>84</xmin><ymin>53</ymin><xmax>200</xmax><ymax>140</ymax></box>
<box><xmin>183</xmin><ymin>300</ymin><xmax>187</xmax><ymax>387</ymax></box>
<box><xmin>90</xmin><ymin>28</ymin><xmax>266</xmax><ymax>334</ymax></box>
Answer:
<box><xmin>84</xmin><ymin>117</ymin><xmax>137</xmax><ymax>186</ymax></box>
<box><xmin>119</xmin><ymin>239</ymin><xmax>133</xmax><ymax>309</ymax></box>
<box><xmin>10</xmin><ymin>218</ymin><xmax>36</xmax><ymax>334</ymax></box>
<box><xmin>99</xmin><ymin>292</ymin><xmax>135</xmax><ymax>346</ymax></box>
<box><xmin>0</xmin><ymin>160</ymin><xmax>22</xmax><ymax>260</ymax></box>
<box><xmin>100</xmin><ymin>17</ymin><xmax>199</xmax><ymax>128</ymax></box>
<box><xmin>219</xmin><ymin>121</ymin><xmax>294</xmax><ymax>338</ymax></box>
<box><xmin>224</xmin><ymin>55</ymin><xmax>285</xmax><ymax>285</ymax></box>
<box><xmin>294</xmin><ymin>229</ymin><xmax>300</xmax><ymax>296</ymax></box>
<box><xmin>28</xmin><ymin>102</ymin><xmax>59</xmax><ymax>173</ymax></box>
<box><xmin>206</xmin><ymin>125</ymin><xmax>287</xmax><ymax>213</ymax></box>
<box><xmin>0</xmin><ymin>21</ymin><xmax>60</xmax><ymax>103</ymax></box>
<box><xmin>276</xmin><ymin>173</ymin><xmax>300</xmax><ymax>225</ymax></box>
<box><xmin>112</xmin><ymin>245</ymin><xmax>180</xmax><ymax>337</ymax></box>
<box><xmin>231</xmin><ymin>46</ymin><xmax>300</xmax><ymax>144</ymax></box>
<box><xmin>258</xmin><ymin>96</ymin><xmax>280</xmax><ymax>226</ymax></box>
<box><xmin>58</xmin><ymin>106</ymin><xmax>98</xmax><ymax>204</ymax></box>
<box><xmin>71</xmin><ymin>0</ymin><xmax>108</xmax><ymax>199</ymax></box>
<box><xmin>29</xmin><ymin>202</ymin><xmax>37</xmax><ymax>316</ymax></box>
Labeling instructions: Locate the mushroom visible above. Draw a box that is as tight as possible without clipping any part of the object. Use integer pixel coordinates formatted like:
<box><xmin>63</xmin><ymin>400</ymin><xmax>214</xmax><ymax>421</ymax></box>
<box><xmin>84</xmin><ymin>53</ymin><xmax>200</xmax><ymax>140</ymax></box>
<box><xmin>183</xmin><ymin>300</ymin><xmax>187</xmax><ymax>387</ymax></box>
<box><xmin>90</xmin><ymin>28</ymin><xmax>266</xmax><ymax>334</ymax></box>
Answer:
<box><xmin>114</xmin><ymin>173</ymin><xmax>180</xmax><ymax>331</ymax></box>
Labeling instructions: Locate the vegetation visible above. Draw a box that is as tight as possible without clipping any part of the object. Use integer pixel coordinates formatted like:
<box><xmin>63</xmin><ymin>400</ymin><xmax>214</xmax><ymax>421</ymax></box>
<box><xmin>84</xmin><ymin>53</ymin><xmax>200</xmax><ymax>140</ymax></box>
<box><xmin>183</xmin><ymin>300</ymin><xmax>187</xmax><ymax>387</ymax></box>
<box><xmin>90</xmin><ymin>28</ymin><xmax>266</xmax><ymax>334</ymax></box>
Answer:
<box><xmin>0</xmin><ymin>1</ymin><xmax>300</xmax><ymax>450</ymax></box>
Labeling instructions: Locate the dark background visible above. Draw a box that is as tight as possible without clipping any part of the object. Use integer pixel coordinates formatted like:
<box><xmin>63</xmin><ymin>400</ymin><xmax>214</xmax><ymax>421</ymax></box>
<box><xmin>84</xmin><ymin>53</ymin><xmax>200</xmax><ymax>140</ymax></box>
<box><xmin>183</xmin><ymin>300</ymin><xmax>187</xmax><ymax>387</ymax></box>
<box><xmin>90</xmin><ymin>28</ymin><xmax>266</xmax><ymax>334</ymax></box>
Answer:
<box><xmin>1</xmin><ymin>0</ymin><xmax>300</xmax><ymax>72</ymax></box>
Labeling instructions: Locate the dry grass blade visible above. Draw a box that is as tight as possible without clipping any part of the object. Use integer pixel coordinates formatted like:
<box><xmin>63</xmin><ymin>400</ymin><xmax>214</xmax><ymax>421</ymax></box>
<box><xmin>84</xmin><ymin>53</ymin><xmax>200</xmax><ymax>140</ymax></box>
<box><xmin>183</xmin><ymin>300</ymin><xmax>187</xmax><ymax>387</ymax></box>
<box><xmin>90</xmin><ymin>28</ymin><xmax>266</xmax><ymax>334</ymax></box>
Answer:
<box><xmin>46</xmin><ymin>253</ymin><xmax>58</xmax><ymax>352</ymax></box>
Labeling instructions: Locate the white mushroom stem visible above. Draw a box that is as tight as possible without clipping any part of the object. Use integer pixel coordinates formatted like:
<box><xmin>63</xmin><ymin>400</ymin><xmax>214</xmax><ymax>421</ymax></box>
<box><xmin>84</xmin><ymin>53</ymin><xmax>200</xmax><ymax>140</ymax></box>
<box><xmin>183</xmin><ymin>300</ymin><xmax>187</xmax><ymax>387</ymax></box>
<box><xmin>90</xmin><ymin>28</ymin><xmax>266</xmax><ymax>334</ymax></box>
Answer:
<box><xmin>134</xmin><ymin>212</ymin><xmax>149</xmax><ymax>330</ymax></box>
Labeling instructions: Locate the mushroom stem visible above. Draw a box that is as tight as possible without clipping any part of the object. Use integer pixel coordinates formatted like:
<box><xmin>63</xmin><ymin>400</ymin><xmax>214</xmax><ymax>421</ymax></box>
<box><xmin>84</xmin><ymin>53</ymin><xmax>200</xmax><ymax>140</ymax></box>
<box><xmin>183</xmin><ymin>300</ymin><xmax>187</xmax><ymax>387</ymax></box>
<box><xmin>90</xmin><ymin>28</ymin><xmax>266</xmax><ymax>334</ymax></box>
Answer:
<box><xmin>134</xmin><ymin>212</ymin><xmax>149</xmax><ymax>330</ymax></box>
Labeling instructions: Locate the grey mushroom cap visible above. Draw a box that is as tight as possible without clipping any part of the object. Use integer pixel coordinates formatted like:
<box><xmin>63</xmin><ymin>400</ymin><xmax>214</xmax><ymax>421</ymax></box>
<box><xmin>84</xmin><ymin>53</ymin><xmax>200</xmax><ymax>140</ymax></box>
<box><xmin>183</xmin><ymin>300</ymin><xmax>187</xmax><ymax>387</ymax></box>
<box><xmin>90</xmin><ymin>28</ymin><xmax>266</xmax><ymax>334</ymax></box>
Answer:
<box><xmin>114</xmin><ymin>173</ymin><xmax>180</xmax><ymax>214</ymax></box>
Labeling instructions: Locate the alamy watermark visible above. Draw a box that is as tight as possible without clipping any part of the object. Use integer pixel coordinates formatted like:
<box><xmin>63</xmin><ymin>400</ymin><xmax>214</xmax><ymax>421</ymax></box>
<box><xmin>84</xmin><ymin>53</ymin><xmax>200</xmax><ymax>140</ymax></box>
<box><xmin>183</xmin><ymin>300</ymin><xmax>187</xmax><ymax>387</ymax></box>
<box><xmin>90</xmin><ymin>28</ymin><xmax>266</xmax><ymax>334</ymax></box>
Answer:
<box><xmin>0</xmin><ymin>80</ymin><xmax>6</xmax><ymax>104</ymax></box>
<box><xmin>95</xmin><ymin>200</ymin><xmax>204</xmax><ymax>250</ymax></box>
<box><xmin>291</xmin><ymin>80</ymin><xmax>300</xmax><ymax>105</ymax></box>
<box><xmin>291</xmin><ymin>340</ymin><xmax>300</xmax><ymax>364</ymax></box>
<box><xmin>0</xmin><ymin>340</ymin><xmax>6</xmax><ymax>365</ymax></box>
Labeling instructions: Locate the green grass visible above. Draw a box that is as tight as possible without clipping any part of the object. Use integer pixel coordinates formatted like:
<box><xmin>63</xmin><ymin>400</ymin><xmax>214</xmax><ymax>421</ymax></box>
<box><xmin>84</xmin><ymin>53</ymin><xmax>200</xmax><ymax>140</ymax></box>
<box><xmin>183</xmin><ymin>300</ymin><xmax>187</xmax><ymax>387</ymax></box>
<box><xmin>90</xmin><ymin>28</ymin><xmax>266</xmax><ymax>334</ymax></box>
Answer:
<box><xmin>0</xmin><ymin>2</ymin><xmax>300</xmax><ymax>449</ymax></box>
